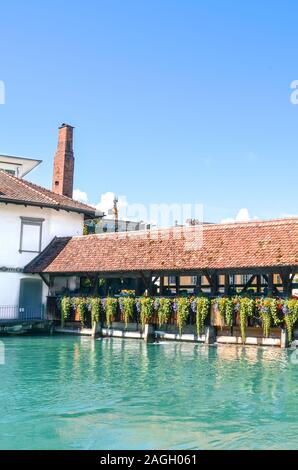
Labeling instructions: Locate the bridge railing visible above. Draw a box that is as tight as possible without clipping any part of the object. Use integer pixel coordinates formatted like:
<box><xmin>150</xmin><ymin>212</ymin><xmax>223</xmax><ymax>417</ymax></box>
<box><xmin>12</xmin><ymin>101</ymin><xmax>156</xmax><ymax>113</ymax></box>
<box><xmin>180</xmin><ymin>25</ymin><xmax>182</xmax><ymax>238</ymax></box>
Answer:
<box><xmin>0</xmin><ymin>306</ymin><xmax>44</xmax><ymax>323</ymax></box>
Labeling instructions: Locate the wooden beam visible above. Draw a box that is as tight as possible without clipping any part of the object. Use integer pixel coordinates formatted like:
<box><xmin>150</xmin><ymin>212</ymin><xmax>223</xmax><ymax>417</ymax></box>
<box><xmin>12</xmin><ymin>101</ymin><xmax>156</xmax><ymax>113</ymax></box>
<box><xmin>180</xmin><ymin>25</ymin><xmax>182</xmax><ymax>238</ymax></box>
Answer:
<box><xmin>175</xmin><ymin>276</ymin><xmax>180</xmax><ymax>295</ymax></box>
<box><xmin>39</xmin><ymin>273</ymin><xmax>50</xmax><ymax>287</ymax></box>
<box><xmin>240</xmin><ymin>275</ymin><xmax>256</xmax><ymax>294</ymax></box>
<box><xmin>224</xmin><ymin>274</ymin><xmax>230</xmax><ymax>295</ymax></box>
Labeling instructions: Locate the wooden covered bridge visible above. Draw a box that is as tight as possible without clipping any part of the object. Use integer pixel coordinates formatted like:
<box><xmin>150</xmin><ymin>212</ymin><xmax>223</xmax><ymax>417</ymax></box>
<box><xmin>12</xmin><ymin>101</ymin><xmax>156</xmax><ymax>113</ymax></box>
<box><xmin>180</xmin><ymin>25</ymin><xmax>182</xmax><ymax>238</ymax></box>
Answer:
<box><xmin>25</xmin><ymin>218</ymin><xmax>298</xmax><ymax>298</ymax></box>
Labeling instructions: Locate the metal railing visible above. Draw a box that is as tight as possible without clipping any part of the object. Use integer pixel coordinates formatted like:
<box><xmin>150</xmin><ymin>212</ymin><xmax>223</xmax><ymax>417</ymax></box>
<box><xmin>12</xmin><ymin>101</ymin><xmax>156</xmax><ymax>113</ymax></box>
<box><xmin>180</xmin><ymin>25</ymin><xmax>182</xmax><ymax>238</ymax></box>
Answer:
<box><xmin>0</xmin><ymin>306</ymin><xmax>44</xmax><ymax>323</ymax></box>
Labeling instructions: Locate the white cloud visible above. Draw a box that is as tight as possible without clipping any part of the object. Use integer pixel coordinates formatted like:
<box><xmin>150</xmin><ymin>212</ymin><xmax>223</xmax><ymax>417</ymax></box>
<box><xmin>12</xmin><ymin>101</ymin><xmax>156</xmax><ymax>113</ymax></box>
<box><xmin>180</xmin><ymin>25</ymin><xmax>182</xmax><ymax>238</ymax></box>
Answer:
<box><xmin>221</xmin><ymin>208</ymin><xmax>252</xmax><ymax>224</ymax></box>
<box><xmin>95</xmin><ymin>192</ymin><xmax>128</xmax><ymax>219</ymax></box>
<box><xmin>73</xmin><ymin>189</ymin><xmax>89</xmax><ymax>203</ymax></box>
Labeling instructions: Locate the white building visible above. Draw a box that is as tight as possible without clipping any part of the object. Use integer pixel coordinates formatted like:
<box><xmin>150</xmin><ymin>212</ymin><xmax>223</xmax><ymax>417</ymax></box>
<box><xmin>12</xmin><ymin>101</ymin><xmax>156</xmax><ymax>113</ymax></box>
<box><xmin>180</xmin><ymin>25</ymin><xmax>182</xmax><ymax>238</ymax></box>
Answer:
<box><xmin>0</xmin><ymin>124</ymin><xmax>97</xmax><ymax>321</ymax></box>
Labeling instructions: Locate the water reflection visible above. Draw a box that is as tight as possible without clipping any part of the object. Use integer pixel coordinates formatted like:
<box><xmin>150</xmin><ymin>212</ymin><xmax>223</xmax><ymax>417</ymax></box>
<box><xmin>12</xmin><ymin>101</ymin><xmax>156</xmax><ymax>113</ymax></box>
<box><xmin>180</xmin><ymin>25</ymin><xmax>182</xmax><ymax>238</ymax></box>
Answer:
<box><xmin>0</xmin><ymin>336</ymin><xmax>298</xmax><ymax>450</ymax></box>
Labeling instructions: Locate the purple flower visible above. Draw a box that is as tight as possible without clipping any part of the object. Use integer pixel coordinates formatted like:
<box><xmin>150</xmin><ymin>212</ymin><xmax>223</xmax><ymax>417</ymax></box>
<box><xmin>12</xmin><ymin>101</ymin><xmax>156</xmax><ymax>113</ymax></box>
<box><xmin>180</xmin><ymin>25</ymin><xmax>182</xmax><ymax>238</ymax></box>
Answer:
<box><xmin>172</xmin><ymin>301</ymin><xmax>178</xmax><ymax>313</ymax></box>
<box><xmin>191</xmin><ymin>300</ymin><xmax>197</xmax><ymax>313</ymax></box>
<box><xmin>282</xmin><ymin>305</ymin><xmax>288</xmax><ymax>315</ymax></box>
<box><xmin>101</xmin><ymin>298</ymin><xmax>107</xmax><ymax>312</ymax></box>
<box><xmin>154</xmin><ymin>298</ymin><xmax>160</xmax><ymax>311</ymax></box>
<box><xmin>135</xmin><ymin>299</ymin><xmax>141</xmax><ymax>314</ymax></box>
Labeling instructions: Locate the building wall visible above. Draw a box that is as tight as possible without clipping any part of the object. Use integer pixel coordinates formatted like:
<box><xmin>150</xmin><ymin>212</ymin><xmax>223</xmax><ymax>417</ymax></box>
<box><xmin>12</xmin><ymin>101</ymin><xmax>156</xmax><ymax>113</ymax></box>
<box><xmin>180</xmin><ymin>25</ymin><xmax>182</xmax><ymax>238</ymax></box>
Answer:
<box><xmin>0</xmin><ymin>203</ymin><xmax>84</xmax><ymax>307</ymax></box>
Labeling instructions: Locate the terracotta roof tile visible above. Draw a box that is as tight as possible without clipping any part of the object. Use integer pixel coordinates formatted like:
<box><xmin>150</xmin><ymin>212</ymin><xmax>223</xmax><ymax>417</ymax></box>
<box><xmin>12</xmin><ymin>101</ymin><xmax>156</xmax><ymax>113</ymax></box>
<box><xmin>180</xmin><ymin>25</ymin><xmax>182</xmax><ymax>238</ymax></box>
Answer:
<box><xmin>0</xmin><ymin>170</ymin><xmax>96</xmax><ymax>216</ymax></box>
<box><xmin>25</xmin><ymin>218</ymin><xmax>298</xmax><ymax>274</ymax></box>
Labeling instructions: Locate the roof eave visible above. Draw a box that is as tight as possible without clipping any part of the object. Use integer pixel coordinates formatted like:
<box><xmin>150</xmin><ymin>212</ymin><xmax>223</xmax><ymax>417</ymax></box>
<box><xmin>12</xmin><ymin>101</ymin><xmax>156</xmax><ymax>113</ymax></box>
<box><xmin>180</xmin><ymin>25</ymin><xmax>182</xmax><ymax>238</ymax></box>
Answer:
<box><xmin>0</xmin><ymin>198</ymin><xmax>96</xmax><ymax>217</ymax></box>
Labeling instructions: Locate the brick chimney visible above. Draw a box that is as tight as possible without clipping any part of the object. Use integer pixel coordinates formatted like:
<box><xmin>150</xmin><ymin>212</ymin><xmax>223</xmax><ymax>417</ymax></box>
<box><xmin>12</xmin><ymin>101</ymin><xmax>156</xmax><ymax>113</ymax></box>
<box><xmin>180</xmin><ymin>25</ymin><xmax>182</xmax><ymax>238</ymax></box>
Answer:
<box><xmin>52</xmin><ymin>123</ymin><xmax>75</xmax><ymax>198</ymax></box>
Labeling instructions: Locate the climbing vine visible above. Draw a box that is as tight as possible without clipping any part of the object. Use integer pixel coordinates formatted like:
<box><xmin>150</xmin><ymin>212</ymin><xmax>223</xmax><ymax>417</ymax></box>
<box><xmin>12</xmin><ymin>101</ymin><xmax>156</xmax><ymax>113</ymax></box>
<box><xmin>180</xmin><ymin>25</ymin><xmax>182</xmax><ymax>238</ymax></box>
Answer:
<box><xmin>216</xmin><ymin>297</ymin><xmax>234</xmax><ymax>327</ymax></box>
<box><xmin>105</xmin><ymin>297</ymin><xmax>118</xmax><ymax>327</ymax></box>
<box><xmin>60</xmin><ymin>297</ymin><xmax>72</xmax><ymax>327</ymax></box>
<box><xmin>75</xmin><ymin>297</ymin><xmax>86</xmax><ymax>326</ymax></box>
<box><xmin>157</xmin><ymin>298</ymin><xmax>172</xmax><ymax>326</ymax></box>
<box><xmin>239</xmin><ymin>297</ymin><xmax>254</xmax><ymax>343</ymax></box>
<box><xmin>139</xmin><ymin>297</ymin><xmax>154</xmax><ymax>328</ymax></box>
<box><xmin>196</xmin><ymin>297</ymin><xmax>210</xmax><ymax>336</ymax></box>
<box><xmin>122</xmin><ymin>297</ymin><xmax>135</xmax><ymax>327</ymax></box>
<box><xmin>284</xmin><ymin>299</ymin><xmax>298</xmax><ymax>343</ymax></box>
<box><xmin>58</xmin><ymin>295</ymin><xmax>298</xmax><ymax>345</ymax></box>
<box><xmin>177</xmin><ymin>298</ymin><xmax>190</xmax><ymax>335</ymax></box>
<box><xmin>90</xmin><ymin>298</ymin><xmax>102</xmax><ymax>325</ymax></box>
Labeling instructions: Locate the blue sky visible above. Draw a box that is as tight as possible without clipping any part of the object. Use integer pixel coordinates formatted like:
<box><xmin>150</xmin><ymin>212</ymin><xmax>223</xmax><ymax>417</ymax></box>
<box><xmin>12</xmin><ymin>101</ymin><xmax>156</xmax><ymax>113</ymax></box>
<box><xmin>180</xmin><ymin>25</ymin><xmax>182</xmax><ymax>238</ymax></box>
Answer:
<box><xmin>0</xmin><ymin>0</ymin><xmax>298</xmax><ymax>223</ymax></box>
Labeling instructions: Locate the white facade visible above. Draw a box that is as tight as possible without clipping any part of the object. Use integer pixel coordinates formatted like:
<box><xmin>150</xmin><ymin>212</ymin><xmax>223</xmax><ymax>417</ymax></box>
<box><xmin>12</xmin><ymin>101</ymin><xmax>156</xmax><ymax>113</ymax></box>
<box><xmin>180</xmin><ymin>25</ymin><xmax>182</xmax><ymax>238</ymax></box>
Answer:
<box><xmin>0</xmin><ymin>203</ymin><xmax>84</xmax><ymax>311</ymax></box>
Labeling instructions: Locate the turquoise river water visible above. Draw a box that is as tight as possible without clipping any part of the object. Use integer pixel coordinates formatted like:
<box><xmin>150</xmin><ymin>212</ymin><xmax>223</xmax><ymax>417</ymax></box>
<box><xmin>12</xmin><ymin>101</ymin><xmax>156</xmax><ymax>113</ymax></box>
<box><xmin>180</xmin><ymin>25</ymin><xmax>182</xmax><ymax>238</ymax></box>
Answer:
<box><xmin>0</xmin><ymin>335</ymin><xmax>298</xmax><ymax>450</ymax></box>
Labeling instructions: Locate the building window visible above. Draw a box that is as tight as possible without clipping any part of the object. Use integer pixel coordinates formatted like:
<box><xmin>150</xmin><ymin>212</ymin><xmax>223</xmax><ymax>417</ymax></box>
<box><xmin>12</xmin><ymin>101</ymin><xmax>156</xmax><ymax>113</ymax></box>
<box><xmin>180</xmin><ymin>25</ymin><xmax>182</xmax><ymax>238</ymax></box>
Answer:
<box><xmin>191</xmin><ymin>276</ymin><xmax>198</xmax><ymax>285</ymax></box>
<box><xmin>19</xmin><ymin>217</ymin><xmax>44</xmax><ymax>253</ymax></box>
<box><xmin>4</xmin><ymin>169</ymin><xmax>16</xmax><ymax>175</ymax></box>
<box><xmin>229</xmin><ymin>275</ymin><xmax>235</xmax><ymax>285</ymax></box>
<box><xmin>169</xmin><ymin>276</ymin><xmax>176</xmax><ymax>285</ymax></box>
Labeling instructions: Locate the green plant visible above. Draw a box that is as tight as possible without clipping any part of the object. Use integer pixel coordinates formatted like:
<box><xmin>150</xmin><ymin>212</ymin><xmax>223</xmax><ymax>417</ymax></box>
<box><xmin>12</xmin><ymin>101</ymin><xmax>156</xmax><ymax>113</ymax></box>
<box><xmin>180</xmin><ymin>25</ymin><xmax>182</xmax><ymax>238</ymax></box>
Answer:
<box><xmin>284</xmin><ymin>299</ymin><xmax>298</xmax><ymax>343</ymax></box>
<box><xmin>225</xmin><ymin>298</ymin><xmax>234</xmax><ymax>327</ymax></box>
<box><xmin>217</xmin><ymin>297</ymin><xmax>234</xmax><ymax>327</ymax></box>
<box><xmin>260</xmin><ymin>307</ymin><xmax>271</xmax><ymax>338</ymax></box>
<box><xmin>157</xmin><ymin>298</ymin><xmax>172</xmax><ymax>326</ymax></box>
<box><xmin>268</xmin><ymin>298</ymin><xmax>281</xmax><ymax>326</ymax></box>
<box><xmin>239</xmin><ymin>297</ymin><xmax>254</xmax><ymax>343</ymax></box>
<box><xmin>140</xmin><ymin>297</ymin><xmax>154</xmax><ymax>328</ymax></box>
<box><xmin>75</xmin><ymin>297</ymin><xmax>86</xmax><ymax>326</ymax></box>
<box><xmin>122</xmin><ymin>297</ymin><xmax>135</xmax><ymax>327</ymax></box>
<box><xmin>196</xmin><ymin>297</ymin><xmax>210</xmax><ymax>336</ymax></box>
<box><xmin>177</xmin><ymin>297</ymin><xmax>190</xmax><ymax>335</ymax></box>
<box><xmin>106</xmin><ymin>297</ymin><xmax>118</xmax><ymax>327</ymax></box>
<box><xmin>60</xmin><ymin>297</ymin><xmax>72</xmax><ymax>327</ymax></box>
<box><xmin>90</xmin><ymin>298</ymin><xmax>102</xmax><ymax>325</ymax></box>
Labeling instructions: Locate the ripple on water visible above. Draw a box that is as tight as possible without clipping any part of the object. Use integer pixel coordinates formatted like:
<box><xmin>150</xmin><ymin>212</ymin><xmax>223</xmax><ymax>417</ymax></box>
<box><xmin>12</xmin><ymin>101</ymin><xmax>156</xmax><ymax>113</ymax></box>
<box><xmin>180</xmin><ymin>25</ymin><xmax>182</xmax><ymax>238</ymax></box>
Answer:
<box><xmin>0</xmin><ymin>336</ymin><xmax>297</xmax><ymax>449</ymax></box>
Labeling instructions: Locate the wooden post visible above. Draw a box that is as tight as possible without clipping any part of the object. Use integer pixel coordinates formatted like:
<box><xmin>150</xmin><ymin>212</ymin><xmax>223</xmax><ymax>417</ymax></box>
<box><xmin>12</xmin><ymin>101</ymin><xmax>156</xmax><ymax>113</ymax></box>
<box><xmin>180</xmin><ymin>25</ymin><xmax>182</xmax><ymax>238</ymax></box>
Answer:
<box><xmin>256</xmin><ymin>275</ymin><xmax>262</xmax><ymax>294</ymax></box>
<box><xmin>210</xmin><ymin>274</ymin><xmax>219</xmax><ymax>296</ymax></box>
<box><xmin>175</xmin><ymin>276</ymin><xmax>180</xmax><ymax>296</ymax></box>
<box><xmin>267</xmin><ymin>273</ymin><xmax>274</xmax><ymax>296</ymax></box>
<box><xmin>224</xmin><ymin>274</ymin><xmax>230</xmax><ymax>296</ymax></box>
<box><xmin>159</xmin><ymin>276</ymin><xmax>165</xmax><ymax>296</ymax></box>
<box><xmin>194</xmin><ymin>275</ymin><xmax>202</xmax><ymax>295</ymax></box>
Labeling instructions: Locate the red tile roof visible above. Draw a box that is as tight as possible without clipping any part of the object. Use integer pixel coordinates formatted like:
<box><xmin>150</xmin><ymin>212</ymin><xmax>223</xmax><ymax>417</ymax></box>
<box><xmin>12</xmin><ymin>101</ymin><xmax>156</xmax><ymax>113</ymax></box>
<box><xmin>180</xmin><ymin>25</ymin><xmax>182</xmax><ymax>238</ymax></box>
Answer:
<box><xmin>25</xmin><ymin>218</ymin><xmax>298</xmax><ymax>275</ymax></box>
<box><xmin>0</xmin><ymin>170</ymin><xmax>95</xmax><ymax>216</ymax></box>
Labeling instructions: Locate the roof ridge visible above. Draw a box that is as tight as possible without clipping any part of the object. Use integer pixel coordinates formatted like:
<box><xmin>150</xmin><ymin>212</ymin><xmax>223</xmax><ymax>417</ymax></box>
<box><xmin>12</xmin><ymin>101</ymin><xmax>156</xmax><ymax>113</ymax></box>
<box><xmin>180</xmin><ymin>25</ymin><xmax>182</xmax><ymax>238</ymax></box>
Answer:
<box><xmin>67</xmin><ymin>217</ymin><xmax>298</xmax><ymax>240</ymax></box>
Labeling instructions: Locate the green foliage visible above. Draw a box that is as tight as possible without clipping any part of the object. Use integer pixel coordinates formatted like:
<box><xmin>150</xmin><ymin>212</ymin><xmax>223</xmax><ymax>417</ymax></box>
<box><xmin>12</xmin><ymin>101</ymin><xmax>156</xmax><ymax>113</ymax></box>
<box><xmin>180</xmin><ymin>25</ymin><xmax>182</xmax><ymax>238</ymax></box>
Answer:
<box><xmin>284</xmin><ymin>299</ymin><xmax>298</xmax><ymax>342</ymax></box>
<box><xmin>177</xmin><ymin>298</ymin><xmax>190</xmax><ymax>335</ymax></box>
<box><xmin>217</xmin><ymin>297</ymin><xmax>234</xmax><ymax>327</ymax></box>
<box><xmin>90</xmin><ymin>298</ymin><xmax>102</xmax><ymax>325</ymax></box>
<box><xmin>75</xmin><ymin>297</ymin><xmax>86</xmax><ymax>326</ymax></box>
<box><xmin>122</xmin><ymin>297</ymin><xmax>135</xmax><ymax>327</ymax></box>
<box><xmin>239</xmin><ymin>297</ymin><xmax>254</xmax><ymax>343</ymax></box>
<box><xmin>106</xmin><ymin>298</ymin><xmax>118</xmax><ymax>327</ymax></box>
<box><xmin>140</xmin><ymin>297</ymin><xmax>154</xmax><ymax>328</ymax></box>
<box><xmin>157</xmin><ymin>298</ymin><xmax>172</xmax><ymax>326</ymax></box>
<box><xmin>196</xmin><ymin>297</ymin><xmax>210</xmax><ymax>336</ymax></box>
<box><xmin>58</xmin><ymin>295</ymin><xmax>298</xmax><ymax>345</ymax></box>
<box><xmin>60</xmin><ymin>297</ymin><xmax>72</xmax><ymax>327</ymax></box>
<box><xmin>256</xmin><ymin>298</ymin><xmax>282</xmax><ymax>337</ymax></box>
